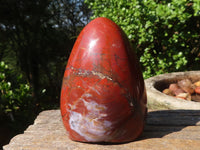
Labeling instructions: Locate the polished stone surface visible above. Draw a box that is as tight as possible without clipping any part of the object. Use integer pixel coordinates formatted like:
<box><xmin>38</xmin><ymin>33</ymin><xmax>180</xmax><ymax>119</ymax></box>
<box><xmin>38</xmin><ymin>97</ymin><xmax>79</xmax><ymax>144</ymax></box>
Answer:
<box><xmin>60</xmin><ymin>17</ymin><xmax>147</xmax><ymax>143</ymax></box>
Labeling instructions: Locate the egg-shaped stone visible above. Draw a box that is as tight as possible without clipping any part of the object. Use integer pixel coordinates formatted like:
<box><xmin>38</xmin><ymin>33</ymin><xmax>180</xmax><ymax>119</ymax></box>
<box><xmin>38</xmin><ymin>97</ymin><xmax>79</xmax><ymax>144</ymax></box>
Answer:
<box><xmin>60</xmin><ymin>17</ymin><xmax>147</xmax><ymax>143</ymax></box>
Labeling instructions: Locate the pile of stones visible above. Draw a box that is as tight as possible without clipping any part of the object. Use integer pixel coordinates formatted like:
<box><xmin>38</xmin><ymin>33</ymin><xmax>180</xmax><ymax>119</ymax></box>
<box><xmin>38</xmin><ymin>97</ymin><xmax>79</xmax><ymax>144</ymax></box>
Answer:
<box><xmin>162</xmin><ymin>79</ymin><xmax>200</xmax><ymax>102</ymax></box>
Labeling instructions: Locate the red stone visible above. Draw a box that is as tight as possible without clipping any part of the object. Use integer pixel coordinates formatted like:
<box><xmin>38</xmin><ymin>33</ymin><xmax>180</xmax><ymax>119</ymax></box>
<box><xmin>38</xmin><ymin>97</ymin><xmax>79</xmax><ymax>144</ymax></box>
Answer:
<box><xmin>60</xmin><ymin>17</ymin><xmax>147</xmax><ymax>143</ymax></box>
<box><xmin>169</xmin><ymin>83</ymin><xmax>185</xmax><ymax>96</ymax></box>
<box><xmin>195</xmin><ymin>86</ymin><xmax>200</xmax><ymax>94</ymax></box>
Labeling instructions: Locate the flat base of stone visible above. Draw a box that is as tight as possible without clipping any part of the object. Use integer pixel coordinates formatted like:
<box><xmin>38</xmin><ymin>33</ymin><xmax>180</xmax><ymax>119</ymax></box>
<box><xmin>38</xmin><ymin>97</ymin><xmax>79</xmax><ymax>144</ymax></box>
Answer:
<box><xmin>3</xmin><ymin>109</ymin><xmax>200</xmax><ymax>150</ymax></box>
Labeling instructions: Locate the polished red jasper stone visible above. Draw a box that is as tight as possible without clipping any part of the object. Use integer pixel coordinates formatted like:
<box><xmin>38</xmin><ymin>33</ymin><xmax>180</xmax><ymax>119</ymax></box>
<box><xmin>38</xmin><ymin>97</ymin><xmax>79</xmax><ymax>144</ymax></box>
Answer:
<box><xmin>60</xmin><ymin>17</ymin><xmax>147</xmax><ymax>143</ymax></box>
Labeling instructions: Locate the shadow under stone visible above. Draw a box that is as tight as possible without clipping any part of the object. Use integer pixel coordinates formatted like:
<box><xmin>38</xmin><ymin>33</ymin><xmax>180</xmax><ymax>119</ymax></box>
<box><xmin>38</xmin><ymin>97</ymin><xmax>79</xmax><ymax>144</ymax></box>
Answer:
<box><xmin>140</xmin><ymin>109</ymin><xmax>200</xmax><ymax>140</ymax></box>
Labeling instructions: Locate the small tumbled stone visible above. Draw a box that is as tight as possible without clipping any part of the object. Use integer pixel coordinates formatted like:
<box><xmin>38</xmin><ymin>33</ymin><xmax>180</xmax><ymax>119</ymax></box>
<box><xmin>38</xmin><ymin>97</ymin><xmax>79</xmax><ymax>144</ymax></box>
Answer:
<box><xmin>169</xmin><ymin>84</ymin><xmax>184</xmax><ymax>96</ymax></box>
<box><xmin>178</xmin><ymin>79</ymin><xmax>195</xmax><ymax>94</ymax></box>
<box><xmin>162</xmin><ymin>89</ymin><xmax>173</xmax><ymax>96</ymax></box>
<box><xmin>195</xmin><ymin>86</ymin><xmax>200</xmax><ymax>94</ymax></box>
<box><xmin>176</xmin><ymin>93</ymin><xmax>191</xmax><ymax>101</ymax></box>
<box><xmin>194</xmin><ymin>81</ymin><xmax>200</xmax><ymax>87</ymax></box>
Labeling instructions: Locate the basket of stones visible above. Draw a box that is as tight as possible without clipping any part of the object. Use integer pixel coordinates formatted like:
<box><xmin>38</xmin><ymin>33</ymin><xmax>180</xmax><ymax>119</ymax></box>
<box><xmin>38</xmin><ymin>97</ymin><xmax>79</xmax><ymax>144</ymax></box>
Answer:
<box><xmin>163</xmin><ymin>79</ymin><xmax>200</xmax><ymax>102</ymax></box>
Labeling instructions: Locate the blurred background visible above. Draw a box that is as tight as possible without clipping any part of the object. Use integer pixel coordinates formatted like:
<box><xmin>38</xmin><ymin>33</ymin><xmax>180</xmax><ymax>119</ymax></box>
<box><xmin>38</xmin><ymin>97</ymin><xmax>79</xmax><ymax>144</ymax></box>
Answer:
<box><xmin>0</xmin><ymin>0</ymin><xmax>199</xmax><ymax>148</ymax></box>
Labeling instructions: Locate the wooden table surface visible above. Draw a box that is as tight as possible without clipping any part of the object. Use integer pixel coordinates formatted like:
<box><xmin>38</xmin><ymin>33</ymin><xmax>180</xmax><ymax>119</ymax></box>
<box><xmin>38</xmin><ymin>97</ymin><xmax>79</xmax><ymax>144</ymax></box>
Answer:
<box><xmin>3</xmin><ymin>109</ymin><xmax>200</xmax><ymax>150</ymax></box>
<box><xmin>143</xmin><ymin>109</ymin><xmax>200</xmax><ymax>139</ymax></box>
